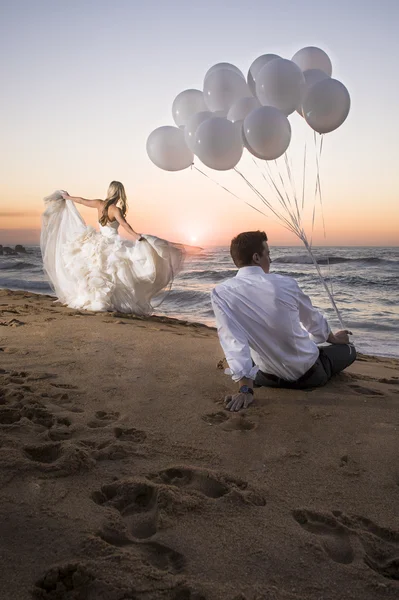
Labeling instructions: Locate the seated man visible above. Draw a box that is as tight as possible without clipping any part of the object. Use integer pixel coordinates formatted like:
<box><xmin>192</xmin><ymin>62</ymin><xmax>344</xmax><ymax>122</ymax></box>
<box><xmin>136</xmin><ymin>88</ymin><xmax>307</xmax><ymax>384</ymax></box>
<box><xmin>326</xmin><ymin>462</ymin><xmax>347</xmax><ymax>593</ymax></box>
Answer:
<box><xmin>211</xmin><ymin>231</ymin><xmax>356</xmax><ymax>412</ymax></box>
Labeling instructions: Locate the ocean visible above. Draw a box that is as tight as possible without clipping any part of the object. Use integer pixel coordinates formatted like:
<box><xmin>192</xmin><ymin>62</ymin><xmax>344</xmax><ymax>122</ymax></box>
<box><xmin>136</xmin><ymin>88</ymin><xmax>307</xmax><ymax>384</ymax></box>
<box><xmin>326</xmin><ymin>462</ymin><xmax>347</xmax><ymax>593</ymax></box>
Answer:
<box><xmin>1</xmin><ymin>245</ymin><xmax>398</xmax><ymax>359</ymax></box>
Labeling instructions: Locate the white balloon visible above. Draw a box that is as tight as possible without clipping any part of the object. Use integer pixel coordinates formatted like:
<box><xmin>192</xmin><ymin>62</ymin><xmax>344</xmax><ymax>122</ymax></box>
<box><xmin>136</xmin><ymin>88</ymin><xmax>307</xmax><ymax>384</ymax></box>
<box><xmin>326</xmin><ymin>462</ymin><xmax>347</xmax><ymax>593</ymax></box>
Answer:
<box><xmin>303</xmin><ymin>78</ymin><xmax>350</xmax><ymax>134</ymax></box>
<box><xmin>213</xmin><ymin>110</ymin><xmax>228</xmax><ymax>118</ymax></box>
<box><xmin>147</xmin><ymin>126</ymin><xmax>193</xmax><ymax>171</ymax></box>
<box><xmin>184</xmin><ymin>111</ymin><xmax>213</xmax><ymax>152</ymax></box>
<box><xmin>297</xmin><ymin>69</ymin><xmax>330</xmax><ymax>117</ymax></box>
<box><xmin>247</xmin><ymin>53</ymin><xmax>280</xmax><ymax>95</ymax></box>
<box><xmin>243</xmin><ymin>106</ymin><xmax>291</xmax><ymax>160</ymax></box>
<box><xmin>172</xmin><ymin>89</ymin><xmax>207</xmax><ymax>127</ymax></box>
<box><xmin>204</xmin><ymin>62</ymin><xmax>245</xmax><ymax>82</ymax></box>
<box><xmin>227</xmin><ymin>96</ymin><xmax>261</xmax><ymax>123</ymax></box>
<box><xmin>195</xmin><ymin>117</ymin><xmax>243</xmax><ymax>171</ymax></box>
<box><xmin>204</xmin><ymin>68</ymin><xmax>251</xmax><ymax>114</ymax></box>
<box><xmin>256</xmin><ymin>58</ymin><xmax>306</xmax><ymax>115</ymax></box>
<box><xmin>292</xmin><ymin>47</ymin><xmax>332</xmax><ymax>77</ymax></box>
<box><xmin>243</xmin><ymin>136</ymin><xmax>264</xmax><ymax>160</ymax></box>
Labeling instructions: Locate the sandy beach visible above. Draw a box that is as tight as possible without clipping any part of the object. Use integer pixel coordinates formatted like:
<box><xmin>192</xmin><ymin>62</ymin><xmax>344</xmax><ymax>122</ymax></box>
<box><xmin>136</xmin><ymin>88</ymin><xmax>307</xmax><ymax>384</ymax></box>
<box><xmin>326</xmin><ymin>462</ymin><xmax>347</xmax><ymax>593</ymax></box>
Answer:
<box><xmin>0</xmin><ymin>288</ymin><xmax>398</xmax><ymax>600</ymax></box>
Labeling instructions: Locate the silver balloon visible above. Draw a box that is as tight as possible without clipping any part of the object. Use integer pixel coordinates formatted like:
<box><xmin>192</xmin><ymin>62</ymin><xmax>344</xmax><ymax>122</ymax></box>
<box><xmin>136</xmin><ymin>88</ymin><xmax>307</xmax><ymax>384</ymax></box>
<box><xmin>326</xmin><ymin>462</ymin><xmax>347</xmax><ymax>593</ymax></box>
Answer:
<box><xmin>172</xmin><ymin>89</ymin><xmax>207</xmax><ymax>128</ymax></box>
<box><xmin>243</xmin><ymin>106</ymin><xmax>291</xmax><ymax>160</ymax></box>
<box><xmin>204</xmin><ymin>62</ymin><xmax>245</xmax><ymax>82</ymax></box>
<box><xmin>147</xmin><ymin>126</ymin><xmax>193</xmax><ymax>171</ymax></box>
<box><xmin>256</xmin><ymin>58</ymin><xmax>306</xmax><ymax>115</ymax></box>
<box><xmin>247</xmin><ymin>53</ymin><xmax>280</xmax><ymax>95</ymax></box>
<box><xmin>195</xmin><ymin>117</ymin><xmax>243</xmax><ymax>171</ymax></box>
<box><xmin>297</xmin><ymin>69</ymin><xmax>330</xmax><ymax>117</ymax></box>
<box><xmin>227</xmin><ymin>96</ymin><xmax>260</xmax><ymax>123</ymax></box>
<box><xmin>184</xmin><ymin>111</ymin><xmax>213</xmax><ymax>152</ymax></box>
<box><xmin>204</xmin><ymin>68</ymin><xmax>251</xmax><ymax>114</ymax></box>
<box><xmin>303</xmin><ymin>78</ymin><xmax>350</xmax><ymax>134</ymax></box>
<box><xmin>292</xmin><ymin>47</ymin><xmax>332</xmax><ymax>77</ymax></box>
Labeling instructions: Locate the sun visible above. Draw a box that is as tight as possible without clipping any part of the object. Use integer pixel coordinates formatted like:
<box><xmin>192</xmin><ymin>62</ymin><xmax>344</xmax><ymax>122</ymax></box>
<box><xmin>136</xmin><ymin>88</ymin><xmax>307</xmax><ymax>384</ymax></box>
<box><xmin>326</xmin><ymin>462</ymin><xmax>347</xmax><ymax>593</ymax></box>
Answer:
<box><xmin>190</xmin><ymin>235</ymin><xmax>198</xmax><ymax>243</ymax></box>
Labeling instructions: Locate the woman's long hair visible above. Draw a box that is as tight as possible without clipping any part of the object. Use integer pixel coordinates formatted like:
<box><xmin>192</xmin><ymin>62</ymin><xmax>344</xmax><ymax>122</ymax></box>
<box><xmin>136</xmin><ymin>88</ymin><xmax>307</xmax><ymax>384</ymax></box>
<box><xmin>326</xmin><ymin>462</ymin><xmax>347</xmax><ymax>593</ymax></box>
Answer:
<box><xmin>99</xmin><ymin>181</ymin><xmax>128</xmax><ymax>226</ymax></box>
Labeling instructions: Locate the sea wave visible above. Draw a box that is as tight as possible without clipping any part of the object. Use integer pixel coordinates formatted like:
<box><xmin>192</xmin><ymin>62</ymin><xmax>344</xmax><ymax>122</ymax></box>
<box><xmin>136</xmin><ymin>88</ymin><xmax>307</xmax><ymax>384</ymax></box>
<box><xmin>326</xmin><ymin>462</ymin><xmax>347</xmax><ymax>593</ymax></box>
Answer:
<box><xmin>0</xmin><ymin>261</ymin><xmax>39</xmax><ymax>270</ymax></box>
<box><xmin>179</xmin><ymin>269</ymin><xmax>237</xmax><ymax>281</ymax></box>
<box><xmin>272</xmin><ymin>255</ymin><xmax>399</xmax><ymax>266</ymax></box>
<box><xmin>0</xmin><ymin>279</ymin><xmax>53</xmax><ymax>292</ymax></box>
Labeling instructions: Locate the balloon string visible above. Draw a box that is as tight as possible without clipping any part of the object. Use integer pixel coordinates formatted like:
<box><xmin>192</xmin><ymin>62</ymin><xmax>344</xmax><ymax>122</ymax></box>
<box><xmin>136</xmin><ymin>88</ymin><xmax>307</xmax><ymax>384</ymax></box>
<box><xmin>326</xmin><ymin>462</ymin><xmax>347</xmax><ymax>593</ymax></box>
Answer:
<box><xmin>301</xmin><ymin>235</ymin><xmax>345</xmax><ymax>329</ymax></box>
<box><xmin>194</xmin><ymin>158</ymin><xmax>345</xmax><ymax>330</ymax></box>
<box><xmin>233</xmin><ymin>165</ymin><xmax>299</xmax><ymax>235</ymax></box>
<box><xmin>256</xmin><ymin>158</ymin><xmax>303</xmax><ymax>235</ymax></box>
<box><xmin>252</xmin><ymin>157</ymin><xmax>300</xmax><ymax>231</ymax></box>
<box><xmin>193</xmin><ymin>165</ymin><xmax>271</xmax><ymax>219</ymax></box>
<box><xmin>314</xmin><ymin>132</ymin><xmax>326</xmax><ymax>238</ymax></box>
<box><xmin>302</xmin><ymin>142</ymin><xmax>307</xmax><ymax>211</ymax></box>
<box><xmin>247</xmin><ymin>153</ymin><xmax>345</xmax><ymax>329</ymax></box>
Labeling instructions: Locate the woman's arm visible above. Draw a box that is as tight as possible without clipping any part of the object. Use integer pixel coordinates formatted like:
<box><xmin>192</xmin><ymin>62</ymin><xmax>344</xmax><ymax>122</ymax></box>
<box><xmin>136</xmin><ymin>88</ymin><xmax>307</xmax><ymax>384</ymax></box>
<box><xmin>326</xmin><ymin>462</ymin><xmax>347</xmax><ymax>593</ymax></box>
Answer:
<box><xmin>61</xmin><ymin>193</ymin><xmax>102</xmax><ymax>208</ymax></box>
<box><xmin>113</xmin><ymin>208</ymin><xmax>143</xmax><ymax>242</ymax></box>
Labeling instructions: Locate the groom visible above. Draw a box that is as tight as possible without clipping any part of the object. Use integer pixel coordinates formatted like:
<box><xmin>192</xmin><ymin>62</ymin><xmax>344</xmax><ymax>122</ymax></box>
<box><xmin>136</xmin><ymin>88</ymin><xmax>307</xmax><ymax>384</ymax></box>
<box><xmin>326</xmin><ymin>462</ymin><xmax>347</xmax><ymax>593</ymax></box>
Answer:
<box><xmin>211</xmin><ymin>231</ymin><xmax>356</xmax><ymax>412</ymax></box>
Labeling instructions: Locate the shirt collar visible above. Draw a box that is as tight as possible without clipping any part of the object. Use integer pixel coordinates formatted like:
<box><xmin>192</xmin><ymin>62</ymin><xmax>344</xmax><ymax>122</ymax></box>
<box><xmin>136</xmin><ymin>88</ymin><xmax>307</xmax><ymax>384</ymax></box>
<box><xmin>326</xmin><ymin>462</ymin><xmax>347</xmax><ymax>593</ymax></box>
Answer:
<box><xmin>236</xmin><ymin>266</ymin><xmax>265</xmax><ymax>278</ymax></box>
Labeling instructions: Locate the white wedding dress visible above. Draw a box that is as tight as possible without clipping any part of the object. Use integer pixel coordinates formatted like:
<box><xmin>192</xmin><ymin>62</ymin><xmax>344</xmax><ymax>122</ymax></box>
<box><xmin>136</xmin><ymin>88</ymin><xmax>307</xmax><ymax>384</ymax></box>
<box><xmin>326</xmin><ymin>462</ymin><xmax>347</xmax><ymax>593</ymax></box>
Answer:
<box><xmin>40</xmin><ymin>191</ymin><xmax>185</xmax><ymax>314</ymax></box>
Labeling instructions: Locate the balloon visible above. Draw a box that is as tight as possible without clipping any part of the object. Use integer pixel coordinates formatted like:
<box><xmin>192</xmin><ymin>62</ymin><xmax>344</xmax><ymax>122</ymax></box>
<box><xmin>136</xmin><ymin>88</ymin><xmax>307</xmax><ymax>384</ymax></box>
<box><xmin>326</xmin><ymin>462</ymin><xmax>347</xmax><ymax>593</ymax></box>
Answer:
<box><xmin>147</xmin><ymin>126</ymin><xmax>193</xmax><ymax>171</ymax></box>
<box><xmin>204</xmin><ymin>68</ymin><xmax>251</xmax><ymax>114</ymax></box>
<box><xmin>256</xmin><ymin>58</ymin><xmax>306</xmax><ymax>115</ymax></box>
<box><xmin>243</xmin><ymin>106</ymin><xmax>291</xmax><ymax>160</ymax></box>
<box><xmin>247</xmin><ymin>53</ymin><xmax>280</xmax><ymax>95</ymax></box>
<box><xmin>204</xmin><ymin>62</ymin><xmax>245</xmax><ymax>82</ymax></box>
<box><xmin>303</xmin><ymin>78</ymin><xmax>350</xmax><ymax>134</ymax></box>
<box><xmin>227</xmin><ymin>96</ymin><xmax>261</xmax><ymax>123</ymax></box>
<box><xmin>243</xmin><ymin>136</ymin><xmax>264</xmax><ymax>160</ymax></box>
<box><xmin>195</xmin><ymin>117</ymin><xmax>243</xmax><ymax>170</ymax></box>
<box><xmin>213</xmin><ymin>110</ymin><xmax>228</xmax><ymax>118</ymax></box>
<box><xmin>172</xmin><ymin>89</ymin><xmax>207</xmax><ymax>128</ymax></box>
<box><xmin>292</xmin><ymin>47</ymin><xmax>332</xmax><ymax>77</ymax></box>
<box><xmin>297</xmin><ymin>69</ymin><xmax>330</xmax><ymax>117</ymax></box>
<box><xmin>184</xmin><ymin>110</ymin><xmax>213</xmax><ymax>152</ymax></box>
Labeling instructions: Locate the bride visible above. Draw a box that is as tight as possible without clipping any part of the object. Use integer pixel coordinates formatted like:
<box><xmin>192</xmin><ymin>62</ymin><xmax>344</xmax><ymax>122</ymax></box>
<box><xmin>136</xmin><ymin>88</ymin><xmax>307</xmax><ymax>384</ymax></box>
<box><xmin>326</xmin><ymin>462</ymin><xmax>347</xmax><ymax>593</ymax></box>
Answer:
<box><xmin>41</xmin><ymin>181</ymin><xmax>185</xmax><ymax>314</ymax></box>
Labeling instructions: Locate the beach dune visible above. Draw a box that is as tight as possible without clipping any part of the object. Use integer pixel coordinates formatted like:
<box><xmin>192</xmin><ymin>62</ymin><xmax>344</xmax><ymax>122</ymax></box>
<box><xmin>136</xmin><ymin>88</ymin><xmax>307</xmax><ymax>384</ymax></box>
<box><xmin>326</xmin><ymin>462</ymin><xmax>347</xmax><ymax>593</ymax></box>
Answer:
<box><xmin>0</xmin><ymin>289</ymin><xmax>398</xmax><ymax>599</ymax></box>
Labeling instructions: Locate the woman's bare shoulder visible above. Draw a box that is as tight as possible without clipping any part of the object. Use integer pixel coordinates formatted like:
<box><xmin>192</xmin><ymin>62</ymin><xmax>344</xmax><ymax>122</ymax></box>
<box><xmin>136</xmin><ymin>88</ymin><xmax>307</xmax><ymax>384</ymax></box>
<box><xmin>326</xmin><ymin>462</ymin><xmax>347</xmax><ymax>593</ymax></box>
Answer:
<box><xmin>108</xmin><ymin>204</ymin><xmax>123</xmax><ymax>216</ymax></box>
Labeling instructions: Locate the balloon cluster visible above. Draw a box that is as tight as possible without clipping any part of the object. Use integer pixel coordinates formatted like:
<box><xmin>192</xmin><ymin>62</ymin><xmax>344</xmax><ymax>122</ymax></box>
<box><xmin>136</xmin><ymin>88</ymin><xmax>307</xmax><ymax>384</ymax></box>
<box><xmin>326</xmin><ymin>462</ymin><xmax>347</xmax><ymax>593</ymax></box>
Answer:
<box><xmin>147</xmin><ymin>47</ymin><xmax>350</xmax><ymax>172</ymax></box>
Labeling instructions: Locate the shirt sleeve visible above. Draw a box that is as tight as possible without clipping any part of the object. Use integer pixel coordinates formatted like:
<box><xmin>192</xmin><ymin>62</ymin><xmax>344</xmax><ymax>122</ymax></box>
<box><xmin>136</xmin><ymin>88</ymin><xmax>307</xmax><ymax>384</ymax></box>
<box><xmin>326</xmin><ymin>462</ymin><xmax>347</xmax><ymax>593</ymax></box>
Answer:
<box><xmin>294</xmin><ymin>282</ymin><xmax>331</xmax><ymax>343</ymax></box>
<box><xmin>211</xmin><ymin>289</ymin><xmax>259</xmax><ymax>382</ymax></box>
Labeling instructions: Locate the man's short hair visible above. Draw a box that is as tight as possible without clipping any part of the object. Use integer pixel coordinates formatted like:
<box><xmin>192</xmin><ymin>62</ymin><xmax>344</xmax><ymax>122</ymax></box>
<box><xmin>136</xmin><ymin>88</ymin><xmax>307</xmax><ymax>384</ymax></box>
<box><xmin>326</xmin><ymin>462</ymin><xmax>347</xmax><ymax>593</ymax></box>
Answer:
<box><xmin>230</xmin><ymin>231</ymin><xmax>268</xmax><ymax>267</ymax></box>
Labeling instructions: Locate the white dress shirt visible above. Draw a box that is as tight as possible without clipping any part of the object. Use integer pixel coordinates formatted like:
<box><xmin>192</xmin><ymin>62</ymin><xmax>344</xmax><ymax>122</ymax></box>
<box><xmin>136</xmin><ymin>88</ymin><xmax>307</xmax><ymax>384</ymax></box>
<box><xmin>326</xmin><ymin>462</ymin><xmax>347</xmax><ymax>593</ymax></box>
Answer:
<box><xmin>211</xmin><ymin>266</ymin><xmax>331</xmax><ymax>382</ymax></box>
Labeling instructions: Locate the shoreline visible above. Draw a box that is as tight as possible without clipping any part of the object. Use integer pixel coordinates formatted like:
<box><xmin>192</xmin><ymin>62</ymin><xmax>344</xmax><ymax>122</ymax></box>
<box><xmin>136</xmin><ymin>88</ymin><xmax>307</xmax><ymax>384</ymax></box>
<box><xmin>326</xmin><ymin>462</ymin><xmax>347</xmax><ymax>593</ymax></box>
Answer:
<box><xmin>2</xmin><ymin>287</ymin><xmax>399</xmax><ymax>361</ymax></box>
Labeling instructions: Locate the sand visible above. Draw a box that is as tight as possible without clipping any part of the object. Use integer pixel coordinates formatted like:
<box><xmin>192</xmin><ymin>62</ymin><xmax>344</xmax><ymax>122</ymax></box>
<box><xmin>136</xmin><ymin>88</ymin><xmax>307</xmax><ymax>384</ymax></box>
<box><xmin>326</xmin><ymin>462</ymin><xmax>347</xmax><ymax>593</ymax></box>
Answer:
<box><xmin>0</xmin><ymin>288</ymin><xmax>398</xmax><ymax>600</ymax></box>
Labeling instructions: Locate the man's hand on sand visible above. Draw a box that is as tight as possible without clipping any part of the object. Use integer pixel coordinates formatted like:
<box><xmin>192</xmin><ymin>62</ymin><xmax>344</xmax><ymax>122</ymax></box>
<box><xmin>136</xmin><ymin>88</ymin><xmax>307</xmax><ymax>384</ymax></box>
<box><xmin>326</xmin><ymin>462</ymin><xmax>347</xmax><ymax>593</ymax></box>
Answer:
<box><xmin>330</xmin><ymin>330</ymin><xmax>352</xmax><ymax>344</ymax></box>
<box><xmin>224</xmin><ymin>392</ymin><xmax>254</xmax><ymax>412</ymax></box>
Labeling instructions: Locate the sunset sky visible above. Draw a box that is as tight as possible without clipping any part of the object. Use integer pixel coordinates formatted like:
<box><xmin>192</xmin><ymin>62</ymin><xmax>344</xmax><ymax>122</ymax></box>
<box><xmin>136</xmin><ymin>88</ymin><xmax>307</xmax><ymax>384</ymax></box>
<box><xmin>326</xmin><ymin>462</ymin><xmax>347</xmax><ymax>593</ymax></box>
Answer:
<box><xmin>0</xmin><ymin>0</ymin><xmax>398</xmax><ymax>247</ymax></box>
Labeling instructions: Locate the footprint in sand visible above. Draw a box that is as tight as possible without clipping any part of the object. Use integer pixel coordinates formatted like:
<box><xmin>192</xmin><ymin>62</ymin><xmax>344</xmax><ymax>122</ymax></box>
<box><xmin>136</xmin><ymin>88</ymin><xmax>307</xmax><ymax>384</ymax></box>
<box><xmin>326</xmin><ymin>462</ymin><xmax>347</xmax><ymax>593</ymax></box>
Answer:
<box><xmin>293</xmin><ymin>509</ymin><xmax>399</xmax><ymax>580</ymax></box>
<box><xmin>93</xmin><ymin>426</ymin><xmax>148</xmax><ymax>461</ymax></box>
<box><xmin>34</xmin><ymin>562</ymin><xmax>205</xmax><ymax>599</ymax></box>
<box><xmin>148</xmin><ymin>466</ymin><xmax>265</xmax><ymax>506</ymax></box>
<box><xmin>202</xmin><ymin>411</ymin><xmax>256</xmax><ymax>431</ymax></box>
<box><xmin>87</xmin><ymin>411</ymin><xmax>120</xmax><ymax>429</ymax></box>
<box><xmin>332</xmin><ymin>511</ymin><xmax>399</xmax><ymax>581</ymax></box>
<box><xmin>92</xmin><ymin>467</ymin><xmax>265</xmax><ymax>578</ymax></box>
<box><xmin>113</xmin><ymin>426</ymin><xmax>147</xmax><ymax>443</ymax></box>
<box><xmin>50</xmin><ymin>382</ymin><xmax>79</xmax><ymax>390</ymax></box>
<box><xmin>293</xmin><ymin>509</ymin><xmax>355</xmax><ymax>564</ymax></box>
<box><xmin>92</xmin><ymin>479</ymin><xmax>185</xmax><ymax>574</ymax></box>
<box><xmin>93</xmin><ymin>468</ymin><xmax>265</xmax><ymax>543</ymax></box>
<box><xmin>24</xmin><ymin>442</ymin><xmax>63</xmax><ymax>464</ymax></box>
<box><xmin>23</xmin><ymin>441</ymin><xmax>95</xmax><ymax>475</ymax></box>
<box><xmin>93</xmin><ymin>479</ymin><xmax>160</xmax><ymax>540</ymax></box>
<box><xmin>0</xmin><ymin>318</ymin><xmax>25</xmax><ymax>327</ymax></box>
<box><xmin>149</xmin><ymin>467</ymin><xmax>229</xmax><ymax>499</ymax></box>
<box><xmin>348</xmin><ymin>384</ymin><xmax>384</xmax><ymax>396</ymax></box>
